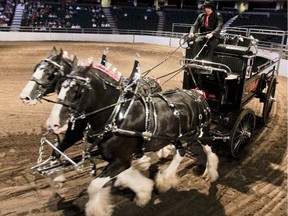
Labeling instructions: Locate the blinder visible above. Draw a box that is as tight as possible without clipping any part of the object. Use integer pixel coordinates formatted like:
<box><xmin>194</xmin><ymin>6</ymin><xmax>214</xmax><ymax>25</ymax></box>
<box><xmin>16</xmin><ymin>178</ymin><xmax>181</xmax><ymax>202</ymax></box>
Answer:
<box><xmin>57</xmin><ymin>75</ymin><xmax>91</xmax><ymax>114</ymax></box>
<box><xmin>30</xmin><ymin>58</ymin><xmax>66</xmax><ymax>98</ymax></box>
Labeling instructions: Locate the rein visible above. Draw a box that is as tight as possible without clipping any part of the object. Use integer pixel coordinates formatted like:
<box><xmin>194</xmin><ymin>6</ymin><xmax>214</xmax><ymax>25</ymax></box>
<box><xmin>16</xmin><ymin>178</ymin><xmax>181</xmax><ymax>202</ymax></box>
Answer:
<box><xmin>141</xmin><ymin>35</ymin><xmax>209</xmax><ymax>90</ymax></box>
<box><xmin>72</xmin><ymin>97</ymin><xmax>135</xmax><ymax>122</ymax></box>
<box><xmin>142</xmin><ymin>43</ymin><xmax>182</xmax><ymax>77</ymax></box>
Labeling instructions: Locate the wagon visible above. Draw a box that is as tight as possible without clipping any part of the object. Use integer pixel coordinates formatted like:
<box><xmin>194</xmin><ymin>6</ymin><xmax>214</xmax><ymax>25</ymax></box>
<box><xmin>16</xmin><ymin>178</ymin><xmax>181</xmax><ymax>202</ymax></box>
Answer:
<box><xmin>181</xmin><ymin>29</ymin><xmax>284</xmax><ymax>158</ymax></box>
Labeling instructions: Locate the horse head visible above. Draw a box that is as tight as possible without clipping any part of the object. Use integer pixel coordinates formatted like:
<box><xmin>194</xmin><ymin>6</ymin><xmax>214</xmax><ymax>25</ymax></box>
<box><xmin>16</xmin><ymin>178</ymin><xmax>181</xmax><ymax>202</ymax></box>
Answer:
<box><xmin>19</xmin><ymin>47</ymin><xmax>74</xmax><ymax>105</ymax></box>
<box><xmin>46</xmin><ymin>62</ymin><xmax>121</xmax><ymax>134</ymax></box>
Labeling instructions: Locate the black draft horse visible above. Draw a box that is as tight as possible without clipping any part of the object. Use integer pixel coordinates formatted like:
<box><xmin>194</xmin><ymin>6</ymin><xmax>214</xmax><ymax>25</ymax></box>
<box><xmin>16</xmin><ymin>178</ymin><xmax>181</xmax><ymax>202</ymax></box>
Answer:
<box><xmin>46</xmin><ymin>62</ymin><xmax>219</xmax><ymax>216</ymax></box>
<box><xmin>20</xmin><ymin>47</ymin><xmax>162</xmax><ymax>170</ymax></box>
<box><xmin>19</xmin><ymin>47</ymin><xmax>89</xmax><ymax>161</ymax></box>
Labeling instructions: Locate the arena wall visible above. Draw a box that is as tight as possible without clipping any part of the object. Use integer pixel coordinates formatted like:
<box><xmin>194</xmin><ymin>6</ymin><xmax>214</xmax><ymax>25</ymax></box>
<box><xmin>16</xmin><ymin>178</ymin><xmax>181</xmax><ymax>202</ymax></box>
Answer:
<box><xmin>0</xmin><ymin>32</ymin><xmax>286</xmax><ymax>77</ymax></box>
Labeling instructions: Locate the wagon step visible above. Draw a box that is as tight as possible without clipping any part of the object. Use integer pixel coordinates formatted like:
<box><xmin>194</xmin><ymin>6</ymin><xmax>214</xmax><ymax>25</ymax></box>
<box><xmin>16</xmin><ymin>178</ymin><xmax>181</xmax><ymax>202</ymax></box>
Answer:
<box><xmin>209</xmin><ymin>123</ymin><xmax>231</xmax><ymax>140</ymax></box>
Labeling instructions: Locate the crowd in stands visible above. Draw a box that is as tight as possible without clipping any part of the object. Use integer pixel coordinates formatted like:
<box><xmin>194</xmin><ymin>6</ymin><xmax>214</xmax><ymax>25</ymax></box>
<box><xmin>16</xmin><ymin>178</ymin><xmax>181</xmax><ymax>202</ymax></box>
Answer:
<box><xmin>21</xmin><ymin>1</ymin><xmax>110</xmax><ymax>30</ymax></box>
<box><xmin>91</xmin><ymin>4</ymin><xmax>110</xmax><ymax>28</ymax></box>
<box><xmin>0</xmin><ymin>0</ymin><xmax>16</xmax><ymax>27</ymax></box>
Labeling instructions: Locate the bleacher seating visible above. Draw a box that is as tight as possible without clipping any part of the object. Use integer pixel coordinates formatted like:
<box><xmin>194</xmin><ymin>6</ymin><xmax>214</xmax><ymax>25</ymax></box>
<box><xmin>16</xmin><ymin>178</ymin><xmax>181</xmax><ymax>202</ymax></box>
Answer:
<box><xmin>229</xmin><ymin>13</ymin><xmax>287</xmax><ymax>43</ymax></box>
<box><xmin>162</xmin><ymin>9</ymin><xmax>198</xmax><ymax>32</ymax></box>
<box><xmin>111</xmin><ymin>6</ymin><xmax>158</xmax><ymax>31</ymax></box>
<box><xmin>162</xmin><ymin>9</ymin><xmax>233</xmax><ymax>33</ymax></box>
<box><xmin>231</xmin><ymin>13</ymin><xmax>287</xmax><ymax>31</ymax></box>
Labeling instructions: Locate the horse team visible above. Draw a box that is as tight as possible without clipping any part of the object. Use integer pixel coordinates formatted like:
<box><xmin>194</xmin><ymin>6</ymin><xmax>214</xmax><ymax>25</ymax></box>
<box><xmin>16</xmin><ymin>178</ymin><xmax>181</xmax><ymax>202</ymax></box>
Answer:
<box><xmin>20</xmin><ymin>47</ymin><xmax>219</xmax><ymax>216</ymax></box>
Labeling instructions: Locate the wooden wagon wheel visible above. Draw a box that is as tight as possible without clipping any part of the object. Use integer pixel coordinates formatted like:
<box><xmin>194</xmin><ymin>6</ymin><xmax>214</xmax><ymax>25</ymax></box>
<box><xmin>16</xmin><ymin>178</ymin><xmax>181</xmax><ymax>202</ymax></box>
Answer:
<box><xmin>262</xmin><ymin>76</ymin><xmax>277</xmax><ymax>124</ymax></box>
<box><xmin>229</xmin><ymin>108</ymin><xmax>256</xmax><ymax>158</ymax></box>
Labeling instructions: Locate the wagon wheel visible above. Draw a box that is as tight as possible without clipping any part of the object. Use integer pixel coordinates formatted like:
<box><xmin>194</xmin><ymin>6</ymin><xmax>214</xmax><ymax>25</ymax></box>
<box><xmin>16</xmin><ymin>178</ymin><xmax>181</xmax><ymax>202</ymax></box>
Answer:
<box><xmin>262</xmin><ymin>76</ymin><xmax>277</xmax><ymax>124</ymax></box>
<box><xmin>229</xmin><ymin>109</ymin><xmax>256</xmax><ymax>158</ymax></box>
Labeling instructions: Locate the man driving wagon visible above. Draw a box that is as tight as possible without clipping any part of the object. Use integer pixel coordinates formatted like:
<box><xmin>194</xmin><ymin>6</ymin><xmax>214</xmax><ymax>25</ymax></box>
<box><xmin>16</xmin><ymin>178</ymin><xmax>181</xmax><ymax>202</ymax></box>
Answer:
<box><xmin>183</xmin><ymin>0</ymin><xmax>223</xmax><ymax>89</ymax></box>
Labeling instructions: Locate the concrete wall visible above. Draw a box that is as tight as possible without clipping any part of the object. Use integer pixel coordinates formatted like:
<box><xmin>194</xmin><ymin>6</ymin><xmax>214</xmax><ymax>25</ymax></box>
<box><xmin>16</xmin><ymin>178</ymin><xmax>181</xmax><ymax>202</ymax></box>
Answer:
<box><xmin>0</xmin><ymin>31</ymin><xmax>286</xmax><ymax>77</ymax></box>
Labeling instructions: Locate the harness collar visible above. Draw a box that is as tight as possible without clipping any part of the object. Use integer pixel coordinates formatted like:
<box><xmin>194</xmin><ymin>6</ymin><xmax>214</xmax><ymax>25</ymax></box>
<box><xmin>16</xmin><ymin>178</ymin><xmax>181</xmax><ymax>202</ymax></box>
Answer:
<box><xmin>92</xmin><ymin>64</ymin><xmax>122</xmax><ymax>82</ymax></box>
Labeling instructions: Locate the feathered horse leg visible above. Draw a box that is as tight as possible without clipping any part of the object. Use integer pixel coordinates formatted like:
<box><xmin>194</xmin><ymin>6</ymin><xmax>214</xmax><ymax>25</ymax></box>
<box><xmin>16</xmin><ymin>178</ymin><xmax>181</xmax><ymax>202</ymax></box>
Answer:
<box><xmin>86</xmin><ymin>176</ymin><xmax>113</xmax><ymax>216</ymax></box>
<box><xmin>114</xmin><ymin>167</ymin><xmax>154</xmax><ymax>207</ymax></box>
<box><xmin>156</xmin><ymin>144</ymin><xmax>176</xmax><ymax>159</ymax></box>
<box><xmin>155</xmin><ymin>141</ymin><xmax>185</xmax><ymax>193</ymax></box>
<box><xmin>201</xmin><ymin>144</ymin><xmax>219</xmax><ymax>182</ymax></box>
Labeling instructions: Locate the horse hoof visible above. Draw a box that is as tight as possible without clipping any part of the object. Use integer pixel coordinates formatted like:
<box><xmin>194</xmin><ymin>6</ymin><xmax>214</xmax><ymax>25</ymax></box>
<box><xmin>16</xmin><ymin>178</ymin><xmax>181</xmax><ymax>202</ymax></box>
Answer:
<box><xmin>155</xmin><ymin>172</ymin><xmax>178</xmax><ymax>193</ymax></box>
<box><xmin>49</xmin><ymin>181</ymin><xmax>64</xmax><ymax>189</ymax></box>
<box><xmin>132</xmin><ymin>155</ymin><xmax>151</xmax><ymax>171</ymax></box>
<box><xmin>134</xmin><ymin>191</ymin><xmax>151</xmax><ymax>207</ymax></box>
<box><xmin>202</xmin><ymin>170</ymin><xmax>218</xmax><ymax>183</ymax></box>
<box><xmin>192</xmin><ymin>165</ymin><xmax>206</xmax><ymax>176</ymax></box>
<box><xmin>47</xmin><ymin>170</ymin><xmax>66</xmax><ymax>188</ymax></box>
<box><xmin>208</xmin><ymin>170</ymin><xmax>219</xmax><ymax>183</ymax></box>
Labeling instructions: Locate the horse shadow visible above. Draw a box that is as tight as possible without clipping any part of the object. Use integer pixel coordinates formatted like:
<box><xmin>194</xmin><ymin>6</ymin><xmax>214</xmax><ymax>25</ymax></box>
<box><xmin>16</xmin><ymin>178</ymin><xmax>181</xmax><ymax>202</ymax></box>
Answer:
<box><xmin>46</xmin><ymin>190</ymin><xmax>87</xmax><ymax>216</ymax></box>
<box><xmin>47</xmin><ymin>161</ymin><xmax>225</xmax><ymax>216</ymax></box>
<box><xmin>111</xmin><ymin>183</ymin><xmax>225</xmax><ymax>216</ymax></box>
<box><xmin>47</xmin><ymin>116</ymin><xmax>286</xmax><ymax>215</ymax></box>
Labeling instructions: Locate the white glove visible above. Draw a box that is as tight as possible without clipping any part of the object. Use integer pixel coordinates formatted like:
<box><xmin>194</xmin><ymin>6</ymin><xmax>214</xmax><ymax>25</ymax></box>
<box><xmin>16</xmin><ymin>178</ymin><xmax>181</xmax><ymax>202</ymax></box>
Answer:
<box><xmin>205</xmin><ymin>33</ymin><xmax>213</xmax><ymax>39</ymax></box>
<box><xmin>188</xmin><ymin>32</ymin><xmax>195</xmax><ymax>39</ymax></box>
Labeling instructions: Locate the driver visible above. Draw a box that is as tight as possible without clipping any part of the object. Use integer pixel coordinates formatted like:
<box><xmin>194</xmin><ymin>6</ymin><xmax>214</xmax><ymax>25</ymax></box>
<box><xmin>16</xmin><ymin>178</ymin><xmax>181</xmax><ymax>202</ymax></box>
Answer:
<box><xmin>186</xmin><ymin>0</ymin><xmax>223</xmax><ymax>61</ymax></box>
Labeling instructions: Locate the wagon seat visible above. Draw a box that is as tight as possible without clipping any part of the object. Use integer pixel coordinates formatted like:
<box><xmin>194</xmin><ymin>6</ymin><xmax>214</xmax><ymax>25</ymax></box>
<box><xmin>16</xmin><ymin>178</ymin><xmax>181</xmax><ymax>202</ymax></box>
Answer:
<box><xmin>197</xmin><ymin>34</ymin><xmax>257</xmax><ymax>113</ymax></box>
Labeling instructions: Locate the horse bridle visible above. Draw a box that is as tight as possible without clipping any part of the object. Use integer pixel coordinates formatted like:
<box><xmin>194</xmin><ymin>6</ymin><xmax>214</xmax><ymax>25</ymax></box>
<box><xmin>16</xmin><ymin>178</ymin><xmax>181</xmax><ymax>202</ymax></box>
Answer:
<box><xmin>56</xmin><ymin>75</ymin><xmax>91</xmax><ymax>112</ymax></box>
<box><xmin>30</xmin><ymin>58</ymin><xmax>69</xmax><ymax>98</ymax></box>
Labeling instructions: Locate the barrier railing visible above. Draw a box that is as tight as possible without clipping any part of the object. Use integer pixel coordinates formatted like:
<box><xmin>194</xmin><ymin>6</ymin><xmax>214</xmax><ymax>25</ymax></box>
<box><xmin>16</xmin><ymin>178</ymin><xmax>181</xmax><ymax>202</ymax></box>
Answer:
<box><xmin>1</xmin><ymin>26</ymin><xmax>287</xmax><ymax>59</ymax></box>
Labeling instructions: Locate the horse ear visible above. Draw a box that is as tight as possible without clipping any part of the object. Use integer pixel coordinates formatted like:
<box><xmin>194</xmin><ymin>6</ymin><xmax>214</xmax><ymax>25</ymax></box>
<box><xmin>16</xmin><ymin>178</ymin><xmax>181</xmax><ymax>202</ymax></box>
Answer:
<box><xmin>59</xmin><ymin>48</ymin><xmax>63</xmax><ymax>56</ymax></box>
<box><xmin>72</xmin><ymin>57</ymin><xmax>78</xmax><ymax>69</ymax></box>
<box><xmin>51</xmin><ymin>47</ymin><xmax>57</xmax><ymax>56</ymax></box>
<box><xmin>84</xmin><ymin>63</ymin><xmax>93</xmax><ymax>73</ymax></box>
<box><xmin>73</xmin><ymin>56</ymin><xmax>78</xmax><ymax>65</ymax></box>
<box><xmin>54</xmin><ymin>48</ymin><xmax>63</xmax><ymax>60</ymax></box>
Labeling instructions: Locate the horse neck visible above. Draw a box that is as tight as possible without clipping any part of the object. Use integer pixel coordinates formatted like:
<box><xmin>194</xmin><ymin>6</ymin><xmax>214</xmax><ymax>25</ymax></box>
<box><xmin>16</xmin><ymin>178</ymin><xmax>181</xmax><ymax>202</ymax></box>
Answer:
<box><xmin>84</xmin><ymin>70</ymin><xmax>122</xmax><ymax>131</ymax></box>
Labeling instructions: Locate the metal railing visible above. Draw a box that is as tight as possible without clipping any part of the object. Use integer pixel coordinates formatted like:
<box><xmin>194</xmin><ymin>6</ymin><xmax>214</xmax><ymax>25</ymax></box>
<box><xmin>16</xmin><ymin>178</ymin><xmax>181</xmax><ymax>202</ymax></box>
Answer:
<box><xmin>1</xmin><ymin>26</ymin><xmax>287</xmax><ymax>59</ymax></box>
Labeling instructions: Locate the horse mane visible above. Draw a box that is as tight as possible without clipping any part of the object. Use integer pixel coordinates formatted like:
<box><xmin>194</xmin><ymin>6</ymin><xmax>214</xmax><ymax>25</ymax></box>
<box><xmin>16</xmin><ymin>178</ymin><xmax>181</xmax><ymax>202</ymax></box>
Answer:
<box><xmin>90</xmin><ymin>64</ymin><xmax>123</xmax><ymax>84</ymax></box>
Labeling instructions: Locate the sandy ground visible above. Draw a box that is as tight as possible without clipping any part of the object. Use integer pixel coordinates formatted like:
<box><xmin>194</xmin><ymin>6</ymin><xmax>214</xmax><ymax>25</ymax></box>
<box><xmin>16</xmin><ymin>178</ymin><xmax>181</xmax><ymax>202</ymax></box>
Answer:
<box><xmin>0</xmin><ymin>41</ymin><xmax>287</xmax><ymax>216</ymax></box>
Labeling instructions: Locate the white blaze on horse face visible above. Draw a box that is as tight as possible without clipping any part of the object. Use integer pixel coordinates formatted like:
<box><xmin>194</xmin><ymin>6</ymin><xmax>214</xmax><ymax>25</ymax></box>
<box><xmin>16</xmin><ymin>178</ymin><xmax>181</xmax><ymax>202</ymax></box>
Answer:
<box><xmin>19</xmin><ymin>65</ymin><xmax>45</xmax><ymax>105</ymax></box>
<box><xmin>46</xmin><ymin>80</ymin><xmax>71</xmax><ymax>134</ymax></box>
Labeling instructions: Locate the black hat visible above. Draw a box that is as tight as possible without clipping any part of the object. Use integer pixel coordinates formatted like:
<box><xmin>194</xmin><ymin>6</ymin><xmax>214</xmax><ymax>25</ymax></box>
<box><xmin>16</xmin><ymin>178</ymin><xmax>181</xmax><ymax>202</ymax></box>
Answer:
<box><xmin>202</xmin><ymin>1</ymin><xmax>215</xmax><ymax>9</ymax></box>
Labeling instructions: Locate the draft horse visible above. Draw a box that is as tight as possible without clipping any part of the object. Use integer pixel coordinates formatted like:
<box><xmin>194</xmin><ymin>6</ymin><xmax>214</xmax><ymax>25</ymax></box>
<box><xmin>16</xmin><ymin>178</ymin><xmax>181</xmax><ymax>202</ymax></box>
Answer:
<box><xmin>19</xmin><ymin>47</ymin><xmax>162</xmax><ymax>173</ymax></box>
<box><xmin>46</xmin><ymin>62</ymin><xmax>219</xmax><ymax>216</ymax></box>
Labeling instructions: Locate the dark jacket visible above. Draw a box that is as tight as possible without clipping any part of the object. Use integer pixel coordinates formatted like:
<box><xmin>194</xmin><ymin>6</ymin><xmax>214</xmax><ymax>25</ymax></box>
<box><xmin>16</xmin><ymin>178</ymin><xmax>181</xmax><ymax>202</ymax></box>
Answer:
<box><xmin>190</xmin><ymin>11</ymin><xmax>223</xmax><ymax>38</ymax></box>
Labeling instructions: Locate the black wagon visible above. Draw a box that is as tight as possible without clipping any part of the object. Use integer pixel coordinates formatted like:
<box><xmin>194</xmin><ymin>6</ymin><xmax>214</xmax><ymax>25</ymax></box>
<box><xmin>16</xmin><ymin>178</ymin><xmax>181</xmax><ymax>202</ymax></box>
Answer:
<box><xmin>181</xmin><ymin>28</ymin><xmax>284</xmax><ymax>158</ymax></box>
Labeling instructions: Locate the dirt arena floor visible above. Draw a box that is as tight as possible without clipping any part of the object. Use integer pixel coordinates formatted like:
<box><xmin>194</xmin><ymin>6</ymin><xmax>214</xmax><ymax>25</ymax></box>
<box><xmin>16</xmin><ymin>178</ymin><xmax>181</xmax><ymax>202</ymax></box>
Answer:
<box><xmin>0</xmin><ymin>41</ymin><xmax>287</xmax><ymax>216</ymax></box>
